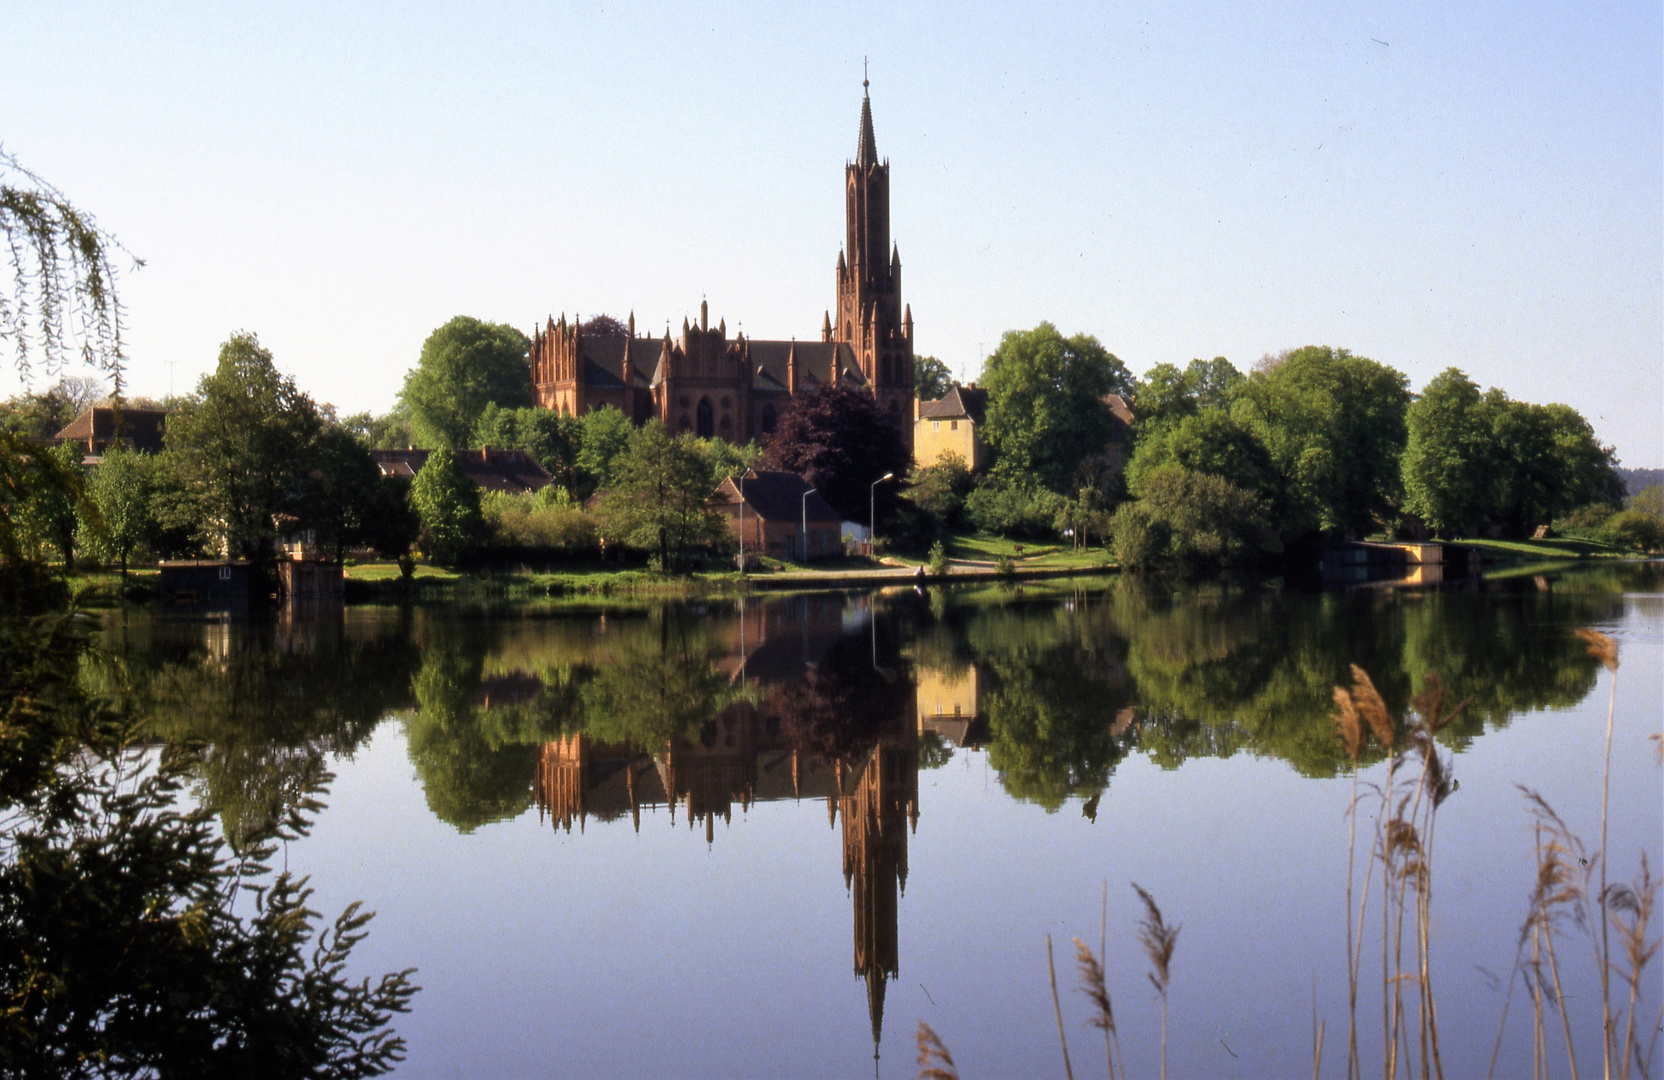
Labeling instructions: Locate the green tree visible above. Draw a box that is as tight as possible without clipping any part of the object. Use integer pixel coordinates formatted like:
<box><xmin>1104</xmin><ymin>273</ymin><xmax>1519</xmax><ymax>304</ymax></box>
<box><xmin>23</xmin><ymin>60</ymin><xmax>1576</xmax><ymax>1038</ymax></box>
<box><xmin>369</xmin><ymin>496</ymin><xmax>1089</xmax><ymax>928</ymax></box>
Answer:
<box><xmin>981</xmin><ymin>323</ymin><xmax>1134</xmax><ymax>492</ymax></box>
<box><xmin>913</xmin><ymin>354</ymin><xmax>957</xmax><ymax>401</ymax></box>
<box><xmin>79</xmin><ymin>443</ymin><xmax>153</xmax><ymax>575</ymax></box>
<box><xmin>19</xmin><ymin>440</ymin><xmax>85</xmax><ymax>566</ymax></box>
<box><xmin>964</xmin><ymin>474</ymin><xmax>1066</xmax><ymax>539</ymax></box>
<box><xmin>298</xmin><ymin>426</ymin><xmax>388</xmax><ymax>559</ymax></box>
<box><xmin>907</xmin><ymin>451</ymin><xmax>975</xmax><ymax>529</ymax></box>
<box><xmin>1401</xmin><ymin>368</ymin><xmax>1493</xmax><ymax>534</ymax></box>
<box><xmin>598</xmin><ymin>421</ymin><xmax>726</xmax><ymax>571</ymax></box>
<box><xmin>1132</xmin><ymin>357</ymin><xmax>1243</xmax><ymax>433</ymax></box>
<box><xmin>163</xmin><ymin>333</ymin><xmax>324</xmax><ymax>561</ymax></box>
<box><xmin>1231</xmin><ymin>345</ymin><xmax>1410</xmax><ymax>538</ymax></box>
<box><xmin>1111</xmin><ymin>466</ymin><xmax>1274</xmax><ymax>570</ymax></box>
<box><xmin>398</xmin><ymin>316</ymin><xmax>531</xmax><ymax>449</ymax></box>
<box><xmin>409</xmin><ymin>447</ymin><xmax>483</xmax><ymax>565</ymax></box>
<box><xmin>575</xmin><ymin>405</ymin><xmax>635</xmax><ymax>497</ymax></box>
<box><xmin>1125</xmin><ymin>408</ymin><xmax>1278</xmax><ymax>506</ymax></box>
<box><xmin>0</xmin><ymin>613</ymin><xmax>417</xmax><ymax>1075</ymax></box>
<box><xmin>473</xmin><ymin>403</ymin><xmax>583</xmax><ymax>492</ymax></box>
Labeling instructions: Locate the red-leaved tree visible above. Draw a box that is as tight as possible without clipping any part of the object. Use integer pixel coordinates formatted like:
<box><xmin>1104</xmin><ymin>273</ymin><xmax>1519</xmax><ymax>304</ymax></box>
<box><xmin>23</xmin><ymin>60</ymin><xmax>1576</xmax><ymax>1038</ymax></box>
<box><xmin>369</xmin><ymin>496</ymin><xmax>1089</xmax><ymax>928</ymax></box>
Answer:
<box><xmin>763</xmin><ymin>384</ymin><xmax>909</xmax><ymax>523</ymax></box>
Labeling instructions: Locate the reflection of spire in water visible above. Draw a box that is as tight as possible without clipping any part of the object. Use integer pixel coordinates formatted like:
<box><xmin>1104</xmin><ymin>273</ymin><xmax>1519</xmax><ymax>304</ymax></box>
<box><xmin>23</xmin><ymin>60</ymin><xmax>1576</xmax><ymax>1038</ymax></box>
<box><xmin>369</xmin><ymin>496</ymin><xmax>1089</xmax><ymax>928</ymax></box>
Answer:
<box><xmin>839</xmin><ymin>740</ymin><xmax>918</xmax><ymax>1057</ymax></box>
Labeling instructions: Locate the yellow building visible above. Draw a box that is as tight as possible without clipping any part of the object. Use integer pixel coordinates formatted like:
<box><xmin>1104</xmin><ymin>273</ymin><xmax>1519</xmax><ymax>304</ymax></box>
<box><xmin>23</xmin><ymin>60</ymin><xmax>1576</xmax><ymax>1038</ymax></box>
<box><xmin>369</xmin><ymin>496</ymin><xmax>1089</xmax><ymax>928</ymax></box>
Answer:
<box><xmin>912</xmin><ymin>386</ymin><xmax>989</xmax><ymax>471</ymax></box>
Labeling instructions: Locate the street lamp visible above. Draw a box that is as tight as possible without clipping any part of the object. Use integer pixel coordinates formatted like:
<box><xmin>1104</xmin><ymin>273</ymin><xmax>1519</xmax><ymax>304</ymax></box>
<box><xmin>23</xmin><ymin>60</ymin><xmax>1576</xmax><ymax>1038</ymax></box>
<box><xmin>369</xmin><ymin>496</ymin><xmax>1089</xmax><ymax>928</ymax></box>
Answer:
<box><xmin>869</xmin><ymin>472</ymin><xmax>895</xmax><ymax>556</ymax></box>
<box><xmin>800</xmin><ymin>487</ymin><xmax>816</xmax><ymax>564</ymax></box>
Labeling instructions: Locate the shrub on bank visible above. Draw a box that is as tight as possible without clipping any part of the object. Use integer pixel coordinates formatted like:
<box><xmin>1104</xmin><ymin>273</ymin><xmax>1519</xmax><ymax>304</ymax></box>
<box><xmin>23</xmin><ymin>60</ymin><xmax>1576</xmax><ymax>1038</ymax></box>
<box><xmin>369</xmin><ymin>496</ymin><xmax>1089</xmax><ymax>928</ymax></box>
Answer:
<box><xmin>481</xmin><ymin>488</ymin><xmax>598</xmax><ymax>554</ymax></box>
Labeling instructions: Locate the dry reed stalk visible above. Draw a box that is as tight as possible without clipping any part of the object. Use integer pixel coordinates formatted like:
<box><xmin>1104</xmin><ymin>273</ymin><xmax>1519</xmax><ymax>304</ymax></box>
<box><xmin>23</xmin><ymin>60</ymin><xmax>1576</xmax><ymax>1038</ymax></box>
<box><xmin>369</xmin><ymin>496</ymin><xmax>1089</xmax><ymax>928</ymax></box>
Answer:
<box><xmin>1605</xmin><ymin>852</ymin><xmax>1658</xmax><ymax>1080</ymax></box>
<box><xmin>1333</xmin><ymin>685</ymin><xmax>1367</xmax><ymax>1080</ymax></box>
<box><xmin>1046</xmin><ymin>934</ymin><xmax>1075</xmax><ymax>1080</ymax></box>
<box><xmin>1347</xmin><ymin>665</ymin><xmax>1401</xmax><ymax>1080</ymax></box>
<box><xmin>915</xmin><ymin>1022</ymin><xmax>960</xmax><ymax>1080</ymax></box>
<box><xmin>1133</xmin><ymin>883</ymin><xmax>1178</xmax><ymax>1080</ymax></box>
<box><xmin>1576</xmin><ymin>627</ymin><xmax>1619</xmax><ymax>1079</ymax></box>
<box><xmin>1073</xmin><ymin>937</ymin><xmax>1118</xmax><ymax>1080</ymax></box>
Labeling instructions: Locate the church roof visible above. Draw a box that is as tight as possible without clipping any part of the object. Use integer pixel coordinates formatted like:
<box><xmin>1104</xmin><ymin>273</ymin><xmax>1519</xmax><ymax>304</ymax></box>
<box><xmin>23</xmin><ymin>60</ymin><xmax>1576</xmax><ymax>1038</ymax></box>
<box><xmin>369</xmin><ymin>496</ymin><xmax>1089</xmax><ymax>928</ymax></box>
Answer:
<box><xmin>857</xmin><ymin>88</ymin><xmax>878</xmax><ymax>168</ymax></box>
<box><xmin>747</xmin><ymin>340</ymin><xmax>864</xmax><ymax>391</ymax></box>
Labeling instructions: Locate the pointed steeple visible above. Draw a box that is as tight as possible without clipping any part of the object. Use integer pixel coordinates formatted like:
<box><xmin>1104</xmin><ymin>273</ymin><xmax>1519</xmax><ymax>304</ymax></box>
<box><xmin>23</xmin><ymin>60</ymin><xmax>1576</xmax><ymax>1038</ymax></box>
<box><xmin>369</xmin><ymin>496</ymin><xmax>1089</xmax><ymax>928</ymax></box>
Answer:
<box><xmin>856</xmin><ymin>74</ymin><xmax>878</xmax><ymax>167</ymax></box>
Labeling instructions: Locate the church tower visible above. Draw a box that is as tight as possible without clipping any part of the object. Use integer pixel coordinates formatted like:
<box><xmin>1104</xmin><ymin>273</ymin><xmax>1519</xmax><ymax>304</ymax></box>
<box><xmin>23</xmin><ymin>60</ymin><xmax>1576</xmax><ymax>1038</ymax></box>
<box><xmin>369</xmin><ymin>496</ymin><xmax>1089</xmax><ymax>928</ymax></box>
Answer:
<box><xmin>834</xmin><ymin>76</ymin><xmax>915</xmax><ymax>435</ymax></box>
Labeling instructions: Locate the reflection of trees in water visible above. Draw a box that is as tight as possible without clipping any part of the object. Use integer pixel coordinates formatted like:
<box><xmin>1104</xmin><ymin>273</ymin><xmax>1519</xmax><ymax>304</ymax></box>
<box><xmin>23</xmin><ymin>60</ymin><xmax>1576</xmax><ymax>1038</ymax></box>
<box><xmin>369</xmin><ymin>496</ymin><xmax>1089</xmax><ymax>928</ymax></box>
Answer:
<box><xmin>91</xmin><ymin>611</ymin><xmax>420</xmax><ymax>851</ymax></box>
<box><xmin>960</xmin><ymin>600</ymin><xmax>1134</xmax><ymax>812</ymax></box>
<box><xmin>1104</xmin><ymin>576</ymin><xmax>1626</xmax><ymax>777</ymax></box>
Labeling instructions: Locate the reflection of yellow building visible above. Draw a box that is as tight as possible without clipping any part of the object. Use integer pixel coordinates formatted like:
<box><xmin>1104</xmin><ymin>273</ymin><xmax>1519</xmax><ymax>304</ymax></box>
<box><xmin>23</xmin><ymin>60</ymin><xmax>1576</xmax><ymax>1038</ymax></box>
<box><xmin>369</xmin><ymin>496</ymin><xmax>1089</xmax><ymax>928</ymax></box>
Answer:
<box><xmin>915</xmin><ymin>664</ymin><xmax>982</xmax><ymax>748</ymax></box>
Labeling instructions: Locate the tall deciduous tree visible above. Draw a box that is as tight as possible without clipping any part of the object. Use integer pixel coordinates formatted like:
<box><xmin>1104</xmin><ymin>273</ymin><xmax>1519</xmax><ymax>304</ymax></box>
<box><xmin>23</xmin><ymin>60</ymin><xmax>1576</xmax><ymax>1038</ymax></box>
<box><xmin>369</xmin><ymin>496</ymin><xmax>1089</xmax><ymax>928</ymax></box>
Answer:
<box><xmin>80</xmin><ymin>443</ymin><xmax>153</xmax><ymax>575</ymax></box>
<box><xmin>575</xmin><ymin>405</ymin><xmax>635</xmax><ymax>497</ymax></box>
<box><xmin>409</xmin><ymin>447</ymin><xmax>482</xmax><ymax>565</ymax></box>
<box><xmin>1231</xmin><ymin>345</ymin><xmax>1410</xmax><ymax>538</ymax></box>
<box><xmin>981</xmin><ymin>323</ymin><xmax>1134</xmax><ymax>493</ymax></box>
<box><xmin>763</xmin><ymin>384</ymin><xmax>909</xmax><ymax>522</ymax></box>
<box><xmin>163</xmin><ymin>333</ymin><xmax>323</xmax><ymax>561</ymax></box>
<box><xmin>1125</xmin><ymin>408</ymin><xmax>1278</xmax><ymax>507</ymax></box>
<box><xmin>598</xmin><ymin>421</ymin><xmax>727</xmax><ymax>572</ymax></box>
<box><xmin>913</xmin><ymin>354</ymin><xmax>957</xmax><ymax>401</ymax></box>
<box><xmin>1402</xmin><ymin>368</ymin><xmax>1494</xmax><ymax>534</ymax></box>
<box><xmin>398</xmin><ymin>317</ymin><xmax>531</xmax><ymax>449</ymax></box>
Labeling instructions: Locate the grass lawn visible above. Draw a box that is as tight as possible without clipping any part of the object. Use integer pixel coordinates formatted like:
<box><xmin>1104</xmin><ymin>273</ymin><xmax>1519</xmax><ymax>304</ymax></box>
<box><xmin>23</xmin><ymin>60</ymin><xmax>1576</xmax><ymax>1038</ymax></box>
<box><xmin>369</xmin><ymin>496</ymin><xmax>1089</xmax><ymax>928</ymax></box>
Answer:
<box><xmin>940</xmin><ymin>532</ymin><xmax>1113</xmax><ymax>570</ymax></box>
<box><xmin>1463</xmin><ymin>537</ymin><xmax>1635</xmax><ymax>561</ymax></box>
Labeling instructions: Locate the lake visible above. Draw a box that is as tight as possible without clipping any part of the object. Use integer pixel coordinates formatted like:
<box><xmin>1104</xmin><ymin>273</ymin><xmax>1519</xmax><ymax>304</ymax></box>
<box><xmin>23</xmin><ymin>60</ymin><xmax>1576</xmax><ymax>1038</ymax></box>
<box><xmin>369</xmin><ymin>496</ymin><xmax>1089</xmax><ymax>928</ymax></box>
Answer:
<box><xmin>96</xmin><ymin>566</ymin><xmax>1663</xmax><ymax>1079</ymax></box>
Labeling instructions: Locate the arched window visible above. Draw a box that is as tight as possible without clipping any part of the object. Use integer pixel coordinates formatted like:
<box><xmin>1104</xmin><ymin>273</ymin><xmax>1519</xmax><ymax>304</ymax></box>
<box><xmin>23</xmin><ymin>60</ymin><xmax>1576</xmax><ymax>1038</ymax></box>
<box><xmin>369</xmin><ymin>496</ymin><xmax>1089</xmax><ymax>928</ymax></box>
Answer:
<box><xmin>696</xmin><ymin>397</ymin><xmax>714</xmax><ymax>438</ymax></box>
<box><xmin>761</xmin><ymin>404</ymin><xmax>777</xmax><ymax>434</ymax></box>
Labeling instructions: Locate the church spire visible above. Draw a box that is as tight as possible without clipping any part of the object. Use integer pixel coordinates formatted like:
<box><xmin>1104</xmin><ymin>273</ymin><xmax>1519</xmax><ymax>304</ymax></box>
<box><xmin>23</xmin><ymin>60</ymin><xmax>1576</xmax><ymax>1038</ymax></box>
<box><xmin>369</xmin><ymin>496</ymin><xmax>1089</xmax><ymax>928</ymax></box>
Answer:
<box><xmin>856</xmin><ymin>71</ymin><xmax>878</xmax><ymax>168</ymax></box>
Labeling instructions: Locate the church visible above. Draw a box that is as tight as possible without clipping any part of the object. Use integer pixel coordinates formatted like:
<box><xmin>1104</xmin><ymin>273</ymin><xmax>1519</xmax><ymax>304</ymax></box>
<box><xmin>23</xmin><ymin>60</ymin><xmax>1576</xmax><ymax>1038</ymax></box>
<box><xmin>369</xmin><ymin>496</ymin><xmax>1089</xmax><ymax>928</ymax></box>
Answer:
<box><xmin>526</xmin><ymin>81</ymin><xmax>916</xmax><ymax>442</ymax></box>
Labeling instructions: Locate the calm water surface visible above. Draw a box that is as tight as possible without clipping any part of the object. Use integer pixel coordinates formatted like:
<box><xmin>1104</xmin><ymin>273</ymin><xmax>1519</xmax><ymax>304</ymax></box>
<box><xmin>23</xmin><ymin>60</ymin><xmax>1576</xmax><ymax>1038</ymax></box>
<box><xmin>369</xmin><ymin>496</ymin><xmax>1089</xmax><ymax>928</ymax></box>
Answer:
<box><xmin>97</xmin><ymin>568</ymin><xmax>1663</xmax><ymax>1079</ymax></box>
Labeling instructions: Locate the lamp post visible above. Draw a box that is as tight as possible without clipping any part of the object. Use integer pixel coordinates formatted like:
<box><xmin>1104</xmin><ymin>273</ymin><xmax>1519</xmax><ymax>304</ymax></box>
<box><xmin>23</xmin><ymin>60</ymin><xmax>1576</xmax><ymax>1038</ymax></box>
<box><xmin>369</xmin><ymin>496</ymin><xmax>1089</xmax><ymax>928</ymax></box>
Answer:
<box><xmin>801</xmin><ymin>487</ymin><xmax>816</xmax><ymax>564</ymax></box>
<box><xmin>869</xmin><ymin>472</ymin><xmax>895</xmax><ymax>556</ymax></box>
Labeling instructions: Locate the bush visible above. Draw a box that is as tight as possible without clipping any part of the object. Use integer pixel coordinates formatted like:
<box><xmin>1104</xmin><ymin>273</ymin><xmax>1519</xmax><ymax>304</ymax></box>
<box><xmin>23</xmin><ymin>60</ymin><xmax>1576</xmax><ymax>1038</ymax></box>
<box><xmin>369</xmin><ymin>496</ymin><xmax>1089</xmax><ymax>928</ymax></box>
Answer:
<box><xmin>1599</xmin><ymin>510</ymin><xmax>1663</xmax><ymax>553</ymax></box>
<box><xmin>965</xmin><ymin>475</ymin><xmax>1065</xmax><ymax>539</ymax></box>
<box><xmin>928</xmin><ymin>541</ymin><xmax>950</xmax><ymax>577</ymax></box>
<box><xmin>480</xmin><ymin>489</ymin><xmax>598</xmax><ymax>553</ymax></box>
<box><xmin>907</xmin><ymin>452</ymin><xmax>975</xmax><ymax>530</ymax></box>
<box><xmin>1551</xmin><ymin>502</ymin><xmax>1617</xmax><ymax>540</ymax></box>
<box><xmin>1110</xmin><ymin>465</ymin><xmax>1272</xmax><ymax>570</ymax></box>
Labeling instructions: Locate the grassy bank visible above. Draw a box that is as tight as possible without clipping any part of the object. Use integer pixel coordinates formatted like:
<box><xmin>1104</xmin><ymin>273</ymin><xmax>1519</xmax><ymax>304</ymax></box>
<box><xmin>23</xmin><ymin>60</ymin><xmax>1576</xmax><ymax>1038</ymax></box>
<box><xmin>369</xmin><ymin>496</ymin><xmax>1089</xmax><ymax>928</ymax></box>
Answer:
<box><xmin>1465</xmin><ymin>536</ymin><xmax>1638</xmax><ymax>562</ymax></box>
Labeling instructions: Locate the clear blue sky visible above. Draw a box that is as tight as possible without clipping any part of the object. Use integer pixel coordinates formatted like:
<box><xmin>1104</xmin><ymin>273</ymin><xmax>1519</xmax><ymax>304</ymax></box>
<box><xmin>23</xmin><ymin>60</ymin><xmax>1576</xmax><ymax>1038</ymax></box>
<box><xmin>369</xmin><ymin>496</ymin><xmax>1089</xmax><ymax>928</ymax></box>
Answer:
<box><xmin>3</xmin><ymin>1</ymin><xmax>1659</xmax><ymax>465</ymax></box>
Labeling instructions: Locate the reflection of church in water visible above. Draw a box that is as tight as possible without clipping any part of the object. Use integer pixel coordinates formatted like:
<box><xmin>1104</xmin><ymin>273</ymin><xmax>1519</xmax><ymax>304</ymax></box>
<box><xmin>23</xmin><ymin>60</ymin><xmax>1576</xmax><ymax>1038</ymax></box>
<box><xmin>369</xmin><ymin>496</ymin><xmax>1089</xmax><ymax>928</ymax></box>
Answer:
<box><xmin>531</xmin><ymin>596</ymin><xmax>934</xmax><ymax>1050</ymax></box>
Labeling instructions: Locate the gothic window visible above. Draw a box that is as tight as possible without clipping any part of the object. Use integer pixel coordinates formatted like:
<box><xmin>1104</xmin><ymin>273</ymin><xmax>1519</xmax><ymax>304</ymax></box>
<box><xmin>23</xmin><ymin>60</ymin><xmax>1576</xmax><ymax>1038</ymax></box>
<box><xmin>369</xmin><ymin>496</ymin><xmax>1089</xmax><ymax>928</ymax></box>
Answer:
<box><xmin>696</xmin><ymin>398</ymin><xmax>714</xmax><ymax>438</ymax></box>
<box><xmin>761</xmin><ymin>404</ymin><xmax>777</xmax><ymax>434</ymax></box>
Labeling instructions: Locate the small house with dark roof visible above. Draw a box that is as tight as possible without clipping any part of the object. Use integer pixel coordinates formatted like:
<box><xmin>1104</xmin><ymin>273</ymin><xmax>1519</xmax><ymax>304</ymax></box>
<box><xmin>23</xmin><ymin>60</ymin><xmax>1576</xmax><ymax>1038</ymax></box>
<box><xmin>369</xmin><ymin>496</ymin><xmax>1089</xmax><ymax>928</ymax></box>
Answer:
<box><xmin>370</xmin><ymin>448</ymin><xmax>553</xmax><ymax>495</ymax></box>
<box><xmin>913</xmin><ymin>385</ymin><xmax>989</xmax><ymax>471</ymax></box>
<box><xmin>54</xmin><ymin>406</ymin><xmax>168</xmax><ymax>456</ymax></box>
<box><xmin>710</xmin><ymin>469</ymin><xmax>843</xmax><ymax>563</ymax></box>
